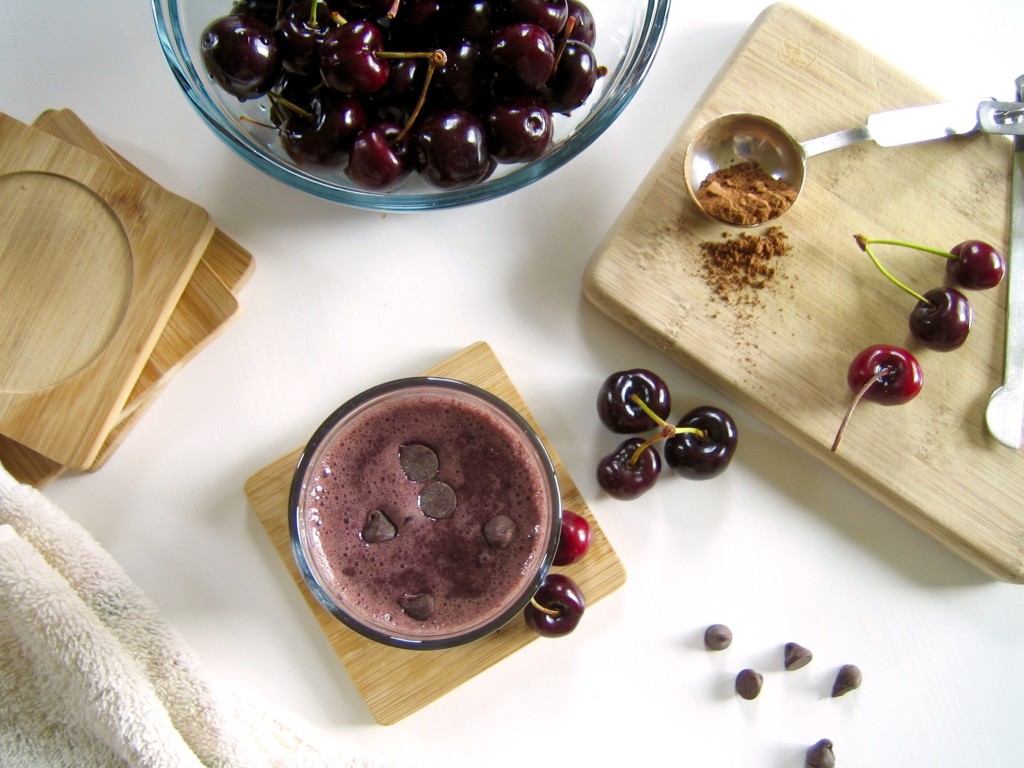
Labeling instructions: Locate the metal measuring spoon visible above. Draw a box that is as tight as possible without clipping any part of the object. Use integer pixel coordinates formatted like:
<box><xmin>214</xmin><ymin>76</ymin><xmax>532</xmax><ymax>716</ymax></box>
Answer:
<box><xmin>683</xmin><ymin>101</ymin><xmax>1022</xmax><ymax>227</ymax></box>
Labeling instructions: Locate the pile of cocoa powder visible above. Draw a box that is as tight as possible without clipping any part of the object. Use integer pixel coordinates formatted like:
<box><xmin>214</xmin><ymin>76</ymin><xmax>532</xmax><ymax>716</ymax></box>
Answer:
<box><xmin>698</xmin><ymin>226</ymin><xmax>792</xmax><ymax>306</ymax></box>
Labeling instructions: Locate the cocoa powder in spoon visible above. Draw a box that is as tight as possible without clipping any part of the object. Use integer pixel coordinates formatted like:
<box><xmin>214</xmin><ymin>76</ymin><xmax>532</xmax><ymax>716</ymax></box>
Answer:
<box><xmin>694</xmin><ymin>162</ymin><xmax>798</xmax><ymax>226</ymax></box>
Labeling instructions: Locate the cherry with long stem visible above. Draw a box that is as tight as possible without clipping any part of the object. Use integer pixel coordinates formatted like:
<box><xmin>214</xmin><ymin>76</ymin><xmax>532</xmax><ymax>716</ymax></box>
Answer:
<box><xmin>855</xmin><ymin>235</ymin><xmax>974</xmax><ymax>351</ymax></box>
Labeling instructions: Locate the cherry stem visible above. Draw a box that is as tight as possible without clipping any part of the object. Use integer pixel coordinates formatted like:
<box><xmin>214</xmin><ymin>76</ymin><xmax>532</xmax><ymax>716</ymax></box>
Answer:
<box><xmin>856</xmin><ymin>236</ymin><xmax>957</xmax><ymax>261</ymax></box>
<box><xmin>394</xmin><ymin>50</ymin><xmax>447</xmax><ymax>144</ymax></box>
<box><xmin>854</xmin><ymin>234</ymin><xmax>931</xmax><ymax>306</ymax></box>
<box><xmin>385</xmin><ymin>0</ymin><xmax>401</xmax><ymax>19</ymax></box>
<box><xmin>267</xmin><ymin>91</ymin><xmax>314</xmax><ymax>122</ymax></box>
<box><xmin>625</xmin><ymin>394</ymin><xmax>706</xmax><ymax>467</ymax></box>
<box><xmin>552</xmin><ymin>16</ymin><xmax>577</xmax><ymax>71</ymax></box>
<box><xmin>831</xmin><ymin>367</ymin><xmax>892</xmax><ymax>452</ymax></box>
<box><xmin>239</xmin><ymin>115</ymin><xmax>278</xmax><ymax>130</ymax></box>
<box><xmin>529</xmin><ymin>596</ymin><xmax>561</xmax><ymax>617</ymax></box>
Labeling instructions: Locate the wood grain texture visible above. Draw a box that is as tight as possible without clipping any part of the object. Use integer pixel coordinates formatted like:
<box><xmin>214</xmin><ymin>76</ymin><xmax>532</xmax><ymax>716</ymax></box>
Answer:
<box><xmin>244</xmin><ymin>341</ymin><xmax>627</xmax><ymax>725</ymax></box>
<box><xmin>0</xmin><ymin>110</ymin><xmax>251</xmax><ymax>487</ymax></box>
<box><xmin>584</xmin><ymin>3</ymin><xmax>1024</xmax><ymax>581</ymax></box>
<box><xmin>0</xmin><ymin>112</ymin><xmax>215</xmax><ymax>468</ymax></box>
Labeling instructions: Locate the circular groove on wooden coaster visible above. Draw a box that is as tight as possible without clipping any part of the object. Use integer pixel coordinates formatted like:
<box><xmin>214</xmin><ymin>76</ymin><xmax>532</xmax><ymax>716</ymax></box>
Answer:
<box><xmin>0</xmin><ymin>171</ymin><xmax>133</xmax><ymax>392</ymax></box>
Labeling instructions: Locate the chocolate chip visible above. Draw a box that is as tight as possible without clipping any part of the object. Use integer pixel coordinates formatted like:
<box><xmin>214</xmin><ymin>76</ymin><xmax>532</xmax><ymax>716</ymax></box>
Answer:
<box><xmin>360</xmin><ymin>509</ymin><xmax>397</xmax><ymax>544</ymax></box>
<box><xmin>399</xmin><ymin>592</ymin><xmax>434</xmax><ymax>621</ymax></box>
<box><xmin>418</xmin><ymin>481</ymin><xmax>457</xmax><ymax>519</ymax></box>
<box><xmin>831</xmin><ymin>664</ymin><xmax>862</xmax><ymax>697</ymax></box>
<box><xmin>735</xmin><ymin>668</ymin><xmax>763</xmax><ymax>700</ymax></box>
<box><xmin>703</xmin><ymin>623</ymin><xmax>732</xmax><ymax>651</ymax></box>
<box><xmin>399</xmin><ymin>443</ymin><xmax>438</xmax><ymax>482</ymax></box>
<box><xmin>784</xmin><ymin>642</ymin><xmax>813</xmax><ymax>670</ymax></box>
<box><xmin>805</xmin><ymin>738</ymin><xmax>835</xmax><ymax>768</ymax></box>
<box><xmin>483</xmin><ymin>514</ymin><xmax>517</xmax><ymax>548</ymax></box>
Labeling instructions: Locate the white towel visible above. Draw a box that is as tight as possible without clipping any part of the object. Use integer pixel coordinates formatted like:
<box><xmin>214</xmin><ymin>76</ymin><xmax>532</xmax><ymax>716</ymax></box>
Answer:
<box><xmin>0</xmin><ymin>461</ymin><xmax>381</xmax><ymax>768</ymax></box>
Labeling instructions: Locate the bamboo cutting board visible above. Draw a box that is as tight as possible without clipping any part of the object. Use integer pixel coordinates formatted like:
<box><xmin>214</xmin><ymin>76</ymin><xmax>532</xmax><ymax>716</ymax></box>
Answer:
<box><xmin>0</xmin><ymin>112</ymin><xmax>215</xmax><ymax>469</ymax></box>
<box><xmin>584</xmin><ymin>3</ymin><xmax>1023</xmax><ymax>581</ymax></box>
<box><xmin>245</xmin><ymin>341</ymin><xmax>627</xmax><ymax>725</ymax></box>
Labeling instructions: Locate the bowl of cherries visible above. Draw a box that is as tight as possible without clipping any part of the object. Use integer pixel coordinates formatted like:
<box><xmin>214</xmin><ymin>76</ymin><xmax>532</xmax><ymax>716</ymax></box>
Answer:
<box><xmin>151</xmin><ymin>0</ymin><xmax>671</xmax><ymax>210</ymax></box>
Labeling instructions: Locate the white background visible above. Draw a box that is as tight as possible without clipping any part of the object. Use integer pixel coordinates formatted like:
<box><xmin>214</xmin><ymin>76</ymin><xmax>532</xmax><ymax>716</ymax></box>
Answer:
<box><xmin>3</xmin><ymin>1</ymin><xmax>1024</xmax><ymax>766</ymax></box>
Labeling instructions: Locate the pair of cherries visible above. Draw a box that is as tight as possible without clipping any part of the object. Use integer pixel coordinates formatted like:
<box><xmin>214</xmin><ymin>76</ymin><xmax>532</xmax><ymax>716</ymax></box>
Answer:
<box><xmin>833</xmin><ymin>237</ymin><xmax>1005</xmax><ymax>451</ymax></box>
<box><xmin>523</xmin><ymin>509</ymin><xmax>591</xmax><ymax>638</ymax></box>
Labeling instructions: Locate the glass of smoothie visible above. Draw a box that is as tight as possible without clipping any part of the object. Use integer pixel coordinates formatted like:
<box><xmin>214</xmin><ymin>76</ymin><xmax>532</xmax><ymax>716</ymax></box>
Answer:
<box><xmin>289</xmin><ymin>377</ymin><xmax>562</xmax><ymax>650</ymax></box>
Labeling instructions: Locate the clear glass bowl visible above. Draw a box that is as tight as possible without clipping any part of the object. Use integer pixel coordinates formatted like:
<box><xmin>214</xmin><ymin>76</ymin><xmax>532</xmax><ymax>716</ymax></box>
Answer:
<box><xmin>151</xmin><ymin>0</ymin><xmax>672</xmax><ymax>210</ymax></box>
<box><xmin>289</xmin><ymin>377</ymin><xmax>562</xmax><ymax>650</ymax></box>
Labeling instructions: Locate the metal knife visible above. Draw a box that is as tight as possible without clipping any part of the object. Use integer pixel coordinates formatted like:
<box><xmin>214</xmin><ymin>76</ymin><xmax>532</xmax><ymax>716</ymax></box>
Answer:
<box><xmin>801</xmin><ymin>100</ymin><xmax>1024</xmax><ymax>158</ymax></box>
<box><xmin>985</xmin><ymin>76</ymin><xmax>1024</xmax><ymax>449</ymax></box>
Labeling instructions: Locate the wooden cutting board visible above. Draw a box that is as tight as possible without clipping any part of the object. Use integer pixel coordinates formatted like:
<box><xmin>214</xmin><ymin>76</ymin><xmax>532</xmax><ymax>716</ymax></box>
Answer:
<box><xmin>0</xmin><ymin>112</ymin><xmax>216</xmax><ymax>469</ymax></box>
<box><xmin>244</xmin><ymin>341</ymin><xmax>627</xmax><ymax>725</ymax></box>
<box><xmin>584</xmin><ymin>3</ymin><xmax>1024</xmax><ymax>581</ymax></box>
<box><xmin>0</xmin><ymin>110</ymin><xmax>254</xmax><ymax>486</ymax></box>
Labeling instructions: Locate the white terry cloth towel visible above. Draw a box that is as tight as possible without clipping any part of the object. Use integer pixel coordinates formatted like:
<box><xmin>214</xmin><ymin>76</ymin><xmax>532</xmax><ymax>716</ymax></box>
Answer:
<box><xmin>0</xmin><ymin>462</ymin><xmax>380</xmax><ymax>768</ymax></box>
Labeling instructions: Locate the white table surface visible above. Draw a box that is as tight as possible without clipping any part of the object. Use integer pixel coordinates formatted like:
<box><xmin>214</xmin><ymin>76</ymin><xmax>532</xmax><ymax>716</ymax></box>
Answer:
<box><xmin>4</xmin><ymin>1</ymin><xmax>1024</xmax><ymax>766</ymax></box>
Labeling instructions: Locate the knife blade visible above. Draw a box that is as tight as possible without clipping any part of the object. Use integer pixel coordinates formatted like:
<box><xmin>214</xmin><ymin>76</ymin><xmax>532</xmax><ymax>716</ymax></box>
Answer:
<box><xmin>801</xmin><ymin>100</ymin><xmax>1017</xmax><ymax>158</ymax></box>
<box><xmin>985</xmin><ymin>76</ymin><xmax>1024</xmax><ymax>449</ymax></box>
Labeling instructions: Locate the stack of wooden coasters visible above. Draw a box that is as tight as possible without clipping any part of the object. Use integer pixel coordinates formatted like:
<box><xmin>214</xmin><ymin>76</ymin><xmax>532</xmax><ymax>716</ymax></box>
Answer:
<box><xmin>0</xmin><ymin>109</ymin><xmax>253</xmax><ymax>487</ymax></box>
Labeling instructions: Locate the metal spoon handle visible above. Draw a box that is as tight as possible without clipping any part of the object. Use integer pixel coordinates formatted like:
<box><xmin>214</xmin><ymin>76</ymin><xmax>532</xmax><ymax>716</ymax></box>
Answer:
<box><xmin>985</xmin><ymin>75</ymin><xmax>1024</xmax><ymax>449</ymax></box>
<box><xmin>800</xmin><ymin>126</ymin><xmax>872</xmax><ymax>158</ymax></box>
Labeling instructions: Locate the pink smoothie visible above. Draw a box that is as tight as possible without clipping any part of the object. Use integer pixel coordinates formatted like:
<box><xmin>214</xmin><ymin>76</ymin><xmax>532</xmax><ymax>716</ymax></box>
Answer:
<box><xmin>294</xmin><ymin>382</ymin><xmax>558</xmax><ymax>645</ymax></box>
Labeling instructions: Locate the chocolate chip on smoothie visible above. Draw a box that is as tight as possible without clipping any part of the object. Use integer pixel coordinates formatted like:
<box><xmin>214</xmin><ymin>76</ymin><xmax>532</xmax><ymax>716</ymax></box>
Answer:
<box><xmin>703</xmin><ymin>623</ymin><xmax>733</xmax><ymax>650</ymax></box>
<box><xmin>784</xmin><ymin>641</ymin><xmax>813</xmax><ymax>670</ymax></box>
<box><xmin>418</xmin><ymin>481</ymin><xmax>457</xmax><ymax>519</ymax></box>
<box><xmin>735</xmin><ymin>668</ymin><xmax>763</xmax><ymax>700</ymax></box>
<box><xmin>805</xmin><ymin>738</ymin><xmax>836</xmax><ymax>768</ymax></box>
<box><xmin>399</xmin><ymin>443</ymin><xmax>439</xmax><ymax>482</ymax></box>
<box><xmin>399</xmin><ymin>592</ymin><xmax>434</xmax><ymax>621</ymax></box>
<box><xmin>483</xmin><ymin>514</ymin><xmax>517</xmax><ymax>548</ymax></box>
<box><xmin>831</xmin><ymin>664</ymin><xmax>862</xmax><ymax>697</ymax></box>
<box><xmin>360</xmin><ymin>509</ymin><xmax>397</xmax><ymax>543</ymax></box>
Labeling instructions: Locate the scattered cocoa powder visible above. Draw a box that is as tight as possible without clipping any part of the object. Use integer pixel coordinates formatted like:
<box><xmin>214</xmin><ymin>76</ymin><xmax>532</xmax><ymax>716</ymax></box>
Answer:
<box><xmin>698</xmin><ymin>226</ymin><xmax>792</xmax><ymax>306</ymax></box>
<box><xmin>694</xmin><ymin>162</ymin><xmax>798</xmax><ymax>226</ymax></box>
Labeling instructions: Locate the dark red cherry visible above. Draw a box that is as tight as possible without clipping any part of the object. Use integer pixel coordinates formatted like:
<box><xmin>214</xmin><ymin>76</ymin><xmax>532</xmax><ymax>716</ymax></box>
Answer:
<box><xmin>490</xmin><ymin>23</ymin><xmax>555</xmax><ymax>90</ymax></box>
<box><xmin>553</xmin><ymin>509</ymin><xmax>591</xmax><ymax>566</ymax></box>
<box><xmin>413</xmin><ymin>109</ymin><xmax>495</xmax><ymax>188</ymax></box>
<box><xmin>832</xmin><ymin>344</ymin><xmax>923</xmax><ymax>451</ymax></box>
<box><xmin>597</xmin><ymin>437</ymin><xmax>661</xmax><ymax>500</ymax></box>
<box><xmin>274</xmin><ymin>0</ymin><xmax>336</xmax><ymax>76</ymax></box>
<box><xmin>542</xmin><ymin>39</ymin><xmax>598</xmax><ymax>114</ymax></box>
<box><xmin>503</xmin><ymin>0</ymin><xmax>569</xmax><ymax>36</ymax></box>
<box><xmin>596</xmin><ymin>369</ymin><xmax>671</xmax><ymax>434</ymax></box>
<box><xmin>524</xmin><ymin>573</ymin><xmax>585</xmax><ymax>637</ymax></box>
<box><xmin>663</xmin><ymin>406</ymin><xmax>738</xmax><ymax>480</ymax></box>
<box><xmin>847</xmin><ymin>345</ymin><xmax>923</xmax><ymax>405</ymax></box>
<box><xmin>319</xmin><ymin>20</ymin><xmax>390</xmax><ymax>95</ymax></box>
<box><xmin>430</xmin><ymin>39</ymin><xmax>495</xmax><ymax>111</ymax></box>
<box><xmin>909</xmin><ymin>287</ymin><xmax>973</xmax><ymax>350</ymax></box>
<box><xmin>563</xmin><ymin>0</ymin><xmax>596</xmax><ymax>46</ymax></box>
<box><xmin>346</xmin><ymin>121</ymin><xmax>413</xmax><ymax>190</ymax></box>
<box><xmin>444</xmin><ymin>0</ymin><xmax>496</xmax><ymax>41</ymax></box>
<box><xmin>280</xmin><ymin>93</ymin><xmax>367</xmax><ymax>166</ymax></box>
<box><xmin>201</xmin><ymin>14</ymin><xmax>283</xmax><ymax>100</ymax></box>
<box><xmin>484</xmin><ymin>97</ymin><xmax>553</xmax><ymax>163</ymax></box>
<box><xmin>947</xmin><ymin>240</ymin><xmax>1005</xmax><ymax>290</ymax></box>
